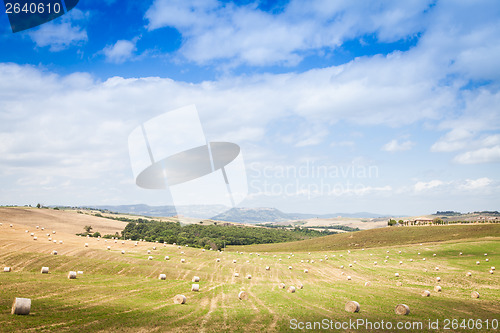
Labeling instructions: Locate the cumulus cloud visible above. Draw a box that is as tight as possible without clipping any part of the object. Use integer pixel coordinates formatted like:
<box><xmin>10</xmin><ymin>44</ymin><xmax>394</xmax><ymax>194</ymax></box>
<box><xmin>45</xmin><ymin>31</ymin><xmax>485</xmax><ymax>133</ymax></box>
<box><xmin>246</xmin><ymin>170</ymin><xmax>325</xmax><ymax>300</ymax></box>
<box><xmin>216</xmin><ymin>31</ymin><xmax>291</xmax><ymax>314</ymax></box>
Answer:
<box><xmin>145</xmin><ymin>0</ymin><xmax>433</xmax><ymax>67</ymax></box>
<box><xmin>414</xmin><ymin>180</ymin><xmax>445</xmax><ymax>192</ymax></box>
<box><xmin>382</xmin><ymin>139</ymin><xmax>414</xmax><ymax>152</ymax></box>
<box><xmin>103</xmin><ymin>39</ymin><xmax>138</xmax><ymax>64</ymax></box>
<box><xmin>454</xmin><ymin>146</ymin><xmax>500</xmax><ymax>164</ymax></box>
<box><xmin>28</xmin><ymin>9</ymin><xmax>88</xmax><ymax>51</ymax></box>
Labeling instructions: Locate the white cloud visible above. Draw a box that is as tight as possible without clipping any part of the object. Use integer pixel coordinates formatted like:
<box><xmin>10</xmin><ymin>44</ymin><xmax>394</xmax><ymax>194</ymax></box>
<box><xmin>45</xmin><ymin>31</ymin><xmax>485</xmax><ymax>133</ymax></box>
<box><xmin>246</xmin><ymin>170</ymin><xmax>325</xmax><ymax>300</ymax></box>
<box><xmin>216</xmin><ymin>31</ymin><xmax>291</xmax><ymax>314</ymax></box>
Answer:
<box><xmin>145</xmin><ymin>0</ymin><xmax>433</xmax><ymax>67</ymax></box>
<box><xmin>28</xmin><ymin>9</ymin><xmax>88</xmax><ymax>51</ymax></box>
<box><xmin>103</xmin><ymin>39</ymin><xmax>138</xmax><ymax>64</ymax></box>
<box><xmin>454</xmin><ymin>146</ymin><xmax>500</xmax><ymax>164</ymax></box>
<box><xmin>414</xmin><ymin>180</ymin><xmax>445</xmax><ymax>192</ymax></box>
<box><xmin>382</xmin><ymin>139</ymin><xmax>414</xmax><ymax>152</ymax></box>
<box><xmin>458</xmin><ymin>177</ymin><xmax>492</xmax><ymax>190</ymax></box>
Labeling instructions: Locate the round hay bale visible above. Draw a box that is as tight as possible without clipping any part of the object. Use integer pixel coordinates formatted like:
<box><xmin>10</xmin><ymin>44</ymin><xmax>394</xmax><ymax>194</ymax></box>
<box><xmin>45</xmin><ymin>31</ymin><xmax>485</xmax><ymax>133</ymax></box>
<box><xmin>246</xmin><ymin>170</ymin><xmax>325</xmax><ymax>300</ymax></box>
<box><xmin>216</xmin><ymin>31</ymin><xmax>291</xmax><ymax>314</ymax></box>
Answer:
<box><xmin>173</xmin><ymin>294</ymin><xmax>186</xmax><ymax>304</ymax></box>
<box><xmin>11</xmin><ymin>298</ymin><xmax>31</xmax><ymax>315</ymax></box>
<box><xmin>345</xmin><ymin>301</ymin><xmax>360</xmax><ymax>313</ymax></box>
<box><xmin>84</xmin><ymin>243</ymin><xmax>88</xmax><ymax>247</ymax></box>
<box><xmin>398</xmin><ymin>251</ymin><xmax>402</xmax><ymax>254</ymax></box>
<box><xmin>68</xmin><ymin>271</ymin><xmax>77</xmax><ymax>279</ymax></box>
<box><xmin>279</xmin><ymin>283</ymin><xmax>285</xmax><ymax>289</ymax></box>
<box><xmin>265</xmin><ymin>266</ymin><xmax>270</xmax><ymax>271</ymax></box>
<box><xmin>435</xmin><ymin>267</ymin><xmax>439</xmax><ymax>271</ymax></box>
<box><xmin>374</xmin><ymin>261</ymin><xmax>377</xmax><ymax>265</ymax></box>
<box><xmin>191</xmin><ymin>284</ymin><xmax>200</xmax><ymax>292</ymax></box>
<box><xmin>181</xmin><ymin>259</ymin><xmax>186</xmax><ymax>263</ymax></box>
<box><xmin>421</xmin><ymin>290</ymin><xmax>431</xmax><ymax>297</ymax></box>
<box><xmin>434</xmin><ymin>286</ymin><xmax>442</xmax><ymax>292</ymax></box>
<box><xmin>153</xmin><ymin>246</ymin><xmax>156</xmax><ymax>250</ymax></box>
<box><xmin>192</xmin><ymin>276</ymin><xmax>200</xmax><ymax>282</ymax></box>
<box><xmin>288</xmin><ymin>266</ymin><xmax>292</xmax><ymax>270</ymax></box>
<box><xmin>247</xmin><ymin>275</ymin><xmax>252</xmax><ymax>279</ymax></box>
<box><xmin>148</xmin><ymin>256</ymin><xmax>153</xmax><ymax>260</ymax></box>
<box><xmin>353</xmin><ymin>260</ymin><xmax>356</xmax><ymax>264</ymax></box>
<box><xmin>410</xmin><ymin>259</ymin><xmax>413</xmax><ymax>262</ymax></box>
<box><xmin>422</xmin><ymin>258</ymin><xmax>426</xmax><ymax>261</ymax></box>
<box><xmin>476</xmin><ymin>261</ymin><xmax>480</xmax><ymax>265</ymax></box>
<box><xmin>238</xmin><ymin>291</ymin><xmax>248</xmax><ymax>300</ymax></box>
<box><xmin>216</xmin><ymin>258</ymin><xmax>220</xmax><ymax>262</ymax></box>
<box><xmin>395</xmin><ymin>304</ymin><xmax>410</xmax><ymax>315</ymax></box>
<box><xmin>340</xmin><ymin>265</ymin><xmax>344</xmax><ymax>269</ymax></box>
<box><xmin>234</xmin><ymin>273</ymin><xmax>239</xmax><ymax>277</ymax></box>
<box><xmin>304</xmin><ymin>269</ymin><xmax>308</xmax><ymax>273</ymax></box>
<box><xmin>33</xmin><ymin>237</ymin><xmax>37</xmax><ymax>241</ymax></box>
<box><xmin>53</xmin><ymin>240</ymin><xmax>57</xmax><ymax>243</ymax></box>
<box><xmin>52</xmin><ymin>251</ymin><xmax>57</xmax><ymax>255</ymax></box>
<box><xmin>341</xmin><ymin>272</ymin><xmax>345</xmax><ymax>275</ymax></box>
<box><xmin>486</xmin><ymin>258</ymin><xmax>489</xmax><ymax>262</ymax></box>
<box><xmin>471</xmin><ymin>291</ymin><xmax>480</xmax><ymax>298</ymax></box>
<box><xmin>52</xmin><ymin>231</ymin><xmax>56</xmax><ymax>234</ymax></box>
<box><xmin>30</xmin><ymin>232</ymin><xmax>34</xmax><ymax>236</ymax></box>
<box><xmin>395</xmin><ymin>273</ymin><xmax>399</xmax><ymax>277</ymax></box>
<box><xmin>433</xmin><ymin>253</ymin><xmax>436</xmax><ymax>257</ymax></box>
<box><xmin>107</xmin><ymin>246</ymin><xmax>111</xmax><ymax>250</ymax></box>
<box><xmin>349</xmin><ymin>264</ymin><xmax>353</xmax><ymax>267</ymax></box>
<box><xmin>10</xmin><ymin>224</ymin><xmax>13</xmax><ymax>227</ymax></box>
<box><xmin>466</xmin><ymin>272</ymin><xmax>472</xmax><ymax>276</ymax></box>
<box><xmin>399</xmin><ymin>261</ymin><xmax>403</xmax><ymax>265</ymax></box>
<box><xmin>41</xmin><ymin>267</ymin><xmax>49</xmax><ymax>274</ymax></box>
<box><xmin>424</xmin><ymin>269</ymin><xmax>428</xmax><ymax>272</ymax></box>
<box><xmin>147</xmin><ymin>250</ymin><xmax>151</xmax><ymax>254</ymax></box>
<box><xmin>347</xmin><ymin>276</ymin><xmax>352</xmax><ymax>280</ymax></box>
<box><xmin>396</xmin><ymin>281</ymin><xmax>403</xmax><ymax>286</ymax></box>
<box><xmin>364</xmin><ymin>281</ymin><xmax>371</xmax><ymax>287</ymax></box>
<box><xmin>297</xmin><ymin>283</ymin><xmax>303</xmax><ymax>289</ymax></box>
<box><xmin>489</xmin><ymin>270</ymin><xmax>494</xmax><ymax>274</ymax></box>
<box><xmin>459</xmin><ymin>252</ymin><xmax>462</xmax><ymax>255</ymax></box>
<box><xmin>233</xmin><ymin>260</ymin><xmax>237</xmax><ymax>263</ymax></box>
<box><xmin>491</xmin><ymin>266</ymin><xmax>495</xmax><ymax>270</ymax></box>
<box><xmin>287</xmin><ymin>286</ymin><xmax>296</xmax><ymax>293</ymax></box>
<box><xmin>484</xmin><ymin>253</ymin><xmax>488</xmax><ymax>256</ymax></box>
<box><xmin>4</xmin><ymin>267</ymin><xmax>11</xmax><ymax>272</ymax></box>
<box><xmin>311</xmin><ymin>260</ymin><xmax>315</xmax><ymax>263</ymax></box>
<box><xmin>165</xmin><ymin>256</ymin><xmax>170</xmax><ymax>260</ymax></box>
<box><xmin>121</xmin><ymin>250</ymin><xmax>125</xmax><ymax>254</ymax></box>
<box><xmin>59</xmin><ymin>240</ymin><xmax>63</xmax><ymax>244</ymax></box>
<box><xmin>159</xmin><ymin>274</ymin><xmax>166</xmax><ymax>280</ymax></box>
<box><xmin>436</xmin><ymin>277</ymin><xmax>441</xmax><ymax>282</ymax></box>
<box><xmin>384</xmin><ymin>260</ymin><xmax>388</xmax><ymax>263</ymax></box>
<box><xmin>180</xmin><ymin>251</ymin><xmax>184</xmax><ymax>255</ymax></box>
<box><xmin>77</xmin><ymin>271</ymin><xmax>83</xmax><ymax>275</ymax></box>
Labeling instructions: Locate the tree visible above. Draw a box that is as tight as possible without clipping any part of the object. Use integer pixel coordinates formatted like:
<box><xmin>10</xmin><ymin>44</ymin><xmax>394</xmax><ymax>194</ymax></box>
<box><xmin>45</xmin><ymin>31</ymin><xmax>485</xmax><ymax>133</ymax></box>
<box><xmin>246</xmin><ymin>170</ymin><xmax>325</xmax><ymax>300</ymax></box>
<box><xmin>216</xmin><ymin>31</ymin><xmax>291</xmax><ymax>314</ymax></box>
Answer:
<box><xmin>36</xmin><ymin>203</ymin><xmax>41</xmax><ymax>209</ymax></box>
<box><xmin>84</xmin><ymin>225</ymin><xmax>93</xmax><ymax>234</ymax></box>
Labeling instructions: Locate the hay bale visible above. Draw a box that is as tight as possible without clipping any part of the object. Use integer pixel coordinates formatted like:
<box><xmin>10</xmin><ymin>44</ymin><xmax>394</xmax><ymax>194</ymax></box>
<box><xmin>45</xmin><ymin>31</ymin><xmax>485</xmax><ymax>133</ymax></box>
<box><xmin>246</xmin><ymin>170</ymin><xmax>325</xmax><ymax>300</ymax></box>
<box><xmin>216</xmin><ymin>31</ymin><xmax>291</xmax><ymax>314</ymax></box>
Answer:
<box><xmin>181</xmin><ymin>259</ymin><xmax>186</xmax><ymax>263</ymax></box>
<box><xmin>347</xmin><ymin>276</ymin><xmax>352</xmax><ymax>280</ymax></box>
<box><xmin>399</xmin><ymin>261</ymin><xmax>403</xmax><ymax>265</ymax></box>
<box><xmin>435</xmin><ymin>267</ymin><xmax>439</xmax><ymax>271</ymax></box>
<box><xmin>59</xmin><ymin>240</ymin><xmax>63</xmax><ymax>244</ymax></box>
<box><xmin>349</xmin><ymin>264</ymin><xmax>353</xmax><ymax>267</ymax></box>
<box><xmin>233</xmin><ymin>259</ymin><xmax>237</xmax><ymax>263</ymax></box>
<box><xmin>41</xmin><ymin>267</ymin><xmax>49</xmax><ymax>274</ymax></box>
<box><xmin>459</xmin><ymin>252</ymin><xmax>462</xmax><ymax>255</ymax></box>
<box><xmin>147</xmin><ymin>250</ymin><xmax>151</xmax><ymax>254</ymax></box>
<box><xmin>159</xmin><ymin>274</ymin><xmax>166</xmax><ymax>280</ymax></box>
<box><xmin>466</xmin><ymin>272</ymin><xmax>472</xmax><ymax>276</ymax></box>
<box><xmin>421</xmin><ymin>290</ymin><xmax>431</xmax><ymax>297</ymax></box>
<box><xmin>433</xmin><ymin>253</ymin><xmax>436</xmax><ymax>257</ymax></box>
<box><xmin>68</xmin><ymin>271</ymin><xmax>77</xmax><ymax>279</ymax></box>
<box><xmin>486</xmin><ymin>258</ymin><xmax>489</xmax><ymax>262</ymax></box>
<box><xmin>340</xmin><ymin>265</ymin><xmax>344</xmax><ymax>269</ymax></box>
<box><xmin>384</xmin><ymin>260</ymin><xmax>388</xmax><ymax>263</ymax></box>
<box><xmin>121</xmin><ymin>250</ymin><xmax>125</xmax><ymax>254</ymax></box>
<box><xmin>11</xmin><ymin>298</ymin><xmax>31</xmax><ymax>315</ymax></box>
<box><xmin>484</xmin><ymin>253</ymin><xmax>488</xmax><ymax>256</ymax></box>
<box><xmin>490</xmin><ymin>270</ymin><xmax>494</xmax><ymax>274</ymax></box>
<box><xmin>173</xmin><ymin>294</ymin><xmax>186</xmax><ymax>304</ymax></box>
<box><xmin>153</xmin><ymin>246</ymin><xmax>156</xmax><ymax>250</ymax></box>
<box><xmin>395</xmin><ymin>304</ymin><xmax>410</xmax><ymax>315</ymax></box>
<box><xmin>364</xmin><ymin>281</ymin><xmax>371</xmax><ymax>287</ymax></box>
<box><xmin>345</xmin><ymin>301</ymin><xmax>360</xmax><ymax>313</ymax></box>
<box><xmin>148</xmin><ymin>256</ymin><xmax>153</xmax><ymax>260</ymax></box>
<box><xmin>234</xmin><ymin>273</ymin><xmax>239</xmax><ymax>277</ymax></box>
<box><xmin>279</xmin><ymin>283</ymin><xmax>285</xmax><ymax>289</ymax></box>
<box><xmin>107</xmin><ymin>246</ymin><xmax>111</xmax><ymax>250</ymax></box>
<box><xmin>247</xmin><ymin>274</ymin><xmax>252</xmax><ymax>279</ymax></box>
<box><xmin>30</xmin><ymin>232</ymin><xmax>34</xmax><ymax>236</ymax></box>
<box><xmin>476</xmin><ymin>261</ymin><xmax>480</xmax><ymax>265</ymax></box>
<box><xmin>434</xmin><ymin>286</ymin><xmax>442</xmax><ymax>292</ymax></box>
<box><xmin>265</xmin><ymin>266</ymin><xmax>270</xmax><ymax>271</ymax></box>
<box><xmin>374</xmin><ymin>261</ymin><xmax>377</xmax><ymax>265</ymax></box>
<box><xmin>192</xmin><ymin>276</ymin><xmax>200</xmax><ymax>282</ymax></box>
<box><xmin>297</xmin><ymin>283</ymin><xmax>303</xmax><ymax>289</ymax></box>
<box><xmin>191</xmin><ymin>284</ymin><xmax>199</xmax><ymax>292</ymax></box>
<box><xmin>287</xmin><ymin>286</ymin><xmax>296</xmax><ymax>293</ymax></box>
<box><xmin>492</xmin><ymin>267</ymin><xmax>496</xmax><ymax>271</ymax></box>
<box><xmin>410</xmin><ymin>259</ymin><xmax>413</xmax><ymax>262</ymax></box>
<box><xmin>238</xmin><ymin>291</ymin><xmax>248</xmax><ymax>300</ymax></box>
<box><xmin>52</xmin><ymin>250</ymin><xmax>57</xmax><ymax>255</ymax></box>
<box><xmin>77</xmin><ymin>271</ymin><xmax>83</xmax><ymax>275</ymax></box>
<box><xmin>165</xmin><ymin>256</ymin><xmax>170</xmax><ymax>260</ymax></box>
<box><xmin>216</xmin><ymin>258</ymin><xmax>220</xmax><ymax>262</ymax></box>
<box><xmin>395</xmin><ymin>273</ymin><xmax>399</xmax><ymax>277</ymax></box>
<box><xmin>33</xmin><ymin>237</ymin><xmax>37</xmax><ymax>240</ymax></box>
<box><xmin>471</xmin><ymin>291</ymin><xmax>480</xmax><ymax>299</ymax></box>
<box><xmin>436</xmin><ymin>277</ymin><xmax>441</xmax><ymax>282</ymax></box>
<box><xmin>84</xmin><ymin>243</ymin><xmax>88</xmax><ymax>247</ymax></box>
<box><xmin>288</xmin><ymin>266</ymin><xmax>292</xmax><ymax>270</ymax></box>
<box><xmin>396</xmin><ymin>281</ymin><xmax>403</xmax><ymax>286</ymax></box>
<box><xmin>52</xmin><ymin>231</ymin><xmax>56</xmax><ymax>234</ymax></box>
<box><xmin>304</xmin><ymin>269</ymin><xmax>308</xmax><ymax>273</ymax></box>
<box><xmin>4</xmin><ymin>267</ymin><xmax>11</xmax><ymax>272</ymax></box>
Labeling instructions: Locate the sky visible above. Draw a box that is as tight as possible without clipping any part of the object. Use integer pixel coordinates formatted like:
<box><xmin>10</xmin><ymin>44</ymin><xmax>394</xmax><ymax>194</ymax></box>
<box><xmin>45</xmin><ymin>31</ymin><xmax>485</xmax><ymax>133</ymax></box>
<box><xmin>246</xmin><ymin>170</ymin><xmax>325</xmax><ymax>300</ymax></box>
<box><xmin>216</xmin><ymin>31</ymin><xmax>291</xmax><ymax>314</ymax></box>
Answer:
<box><xmin>0</xmin><ymin>0</ymin><xmax>499</xmax><ymax>216</ymax></box>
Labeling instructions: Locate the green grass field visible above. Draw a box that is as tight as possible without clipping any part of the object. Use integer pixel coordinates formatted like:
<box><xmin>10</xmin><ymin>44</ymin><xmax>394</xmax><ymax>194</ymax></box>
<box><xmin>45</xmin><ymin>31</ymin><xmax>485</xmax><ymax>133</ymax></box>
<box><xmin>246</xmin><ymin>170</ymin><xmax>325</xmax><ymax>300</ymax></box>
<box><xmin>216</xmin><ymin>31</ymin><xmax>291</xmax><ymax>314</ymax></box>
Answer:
<box><xmin>0</xmin><ymin>223</ymin><xmax>499</xmax><ymax>332</ymax></box>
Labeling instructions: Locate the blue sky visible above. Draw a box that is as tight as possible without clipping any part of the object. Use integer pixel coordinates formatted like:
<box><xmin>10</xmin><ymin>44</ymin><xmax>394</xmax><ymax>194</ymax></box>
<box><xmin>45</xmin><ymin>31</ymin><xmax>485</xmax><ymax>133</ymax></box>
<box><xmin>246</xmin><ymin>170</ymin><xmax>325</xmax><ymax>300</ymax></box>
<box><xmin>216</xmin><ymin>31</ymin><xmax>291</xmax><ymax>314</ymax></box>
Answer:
<box><xmin>0</xmin><ymin>0</ymin><xmax>499</xmax><ymax>216</ymax></box>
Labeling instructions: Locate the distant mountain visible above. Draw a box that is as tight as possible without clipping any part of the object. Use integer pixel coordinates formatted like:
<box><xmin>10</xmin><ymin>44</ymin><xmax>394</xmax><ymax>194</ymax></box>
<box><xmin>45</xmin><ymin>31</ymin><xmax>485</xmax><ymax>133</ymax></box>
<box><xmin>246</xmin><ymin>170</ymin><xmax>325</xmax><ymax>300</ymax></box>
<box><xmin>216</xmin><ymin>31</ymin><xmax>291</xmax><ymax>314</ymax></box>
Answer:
<box><xmin>90</xmin><ymin>204</ymin><xmax>388</xmax><ymax>223</ymax></box>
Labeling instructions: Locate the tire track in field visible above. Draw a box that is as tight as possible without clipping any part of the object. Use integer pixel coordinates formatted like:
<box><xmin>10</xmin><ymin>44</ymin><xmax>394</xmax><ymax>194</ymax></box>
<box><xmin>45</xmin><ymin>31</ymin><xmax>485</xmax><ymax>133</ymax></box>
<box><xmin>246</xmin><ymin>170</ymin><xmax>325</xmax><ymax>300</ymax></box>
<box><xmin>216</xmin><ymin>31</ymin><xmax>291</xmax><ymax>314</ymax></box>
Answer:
<box><xmin>246</xmin><ymin>289</ymin><xmax>279</xmax><ymax>332</ymax></box>
<box><xmin>199</xmin><ymin>293</ymin><xmax>221</xmax><ymax>333</ymax></box>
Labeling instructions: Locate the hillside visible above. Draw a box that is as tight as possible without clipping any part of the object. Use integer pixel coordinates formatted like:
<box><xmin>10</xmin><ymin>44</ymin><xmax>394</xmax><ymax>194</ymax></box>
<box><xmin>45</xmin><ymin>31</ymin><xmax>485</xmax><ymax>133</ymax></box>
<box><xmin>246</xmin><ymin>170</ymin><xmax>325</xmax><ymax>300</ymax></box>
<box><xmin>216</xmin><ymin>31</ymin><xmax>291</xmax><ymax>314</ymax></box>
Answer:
<box><xmin>229</xmin><ymin>224</ymin><xmax>500</xmax><ymax>252</ymax></box>
<box><xmin>0</xmin><ymin>208</ymin><xmax>498</xmax><ymax>332</ymax></box>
